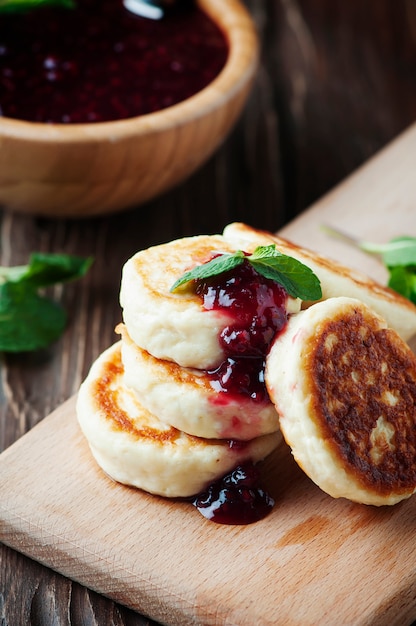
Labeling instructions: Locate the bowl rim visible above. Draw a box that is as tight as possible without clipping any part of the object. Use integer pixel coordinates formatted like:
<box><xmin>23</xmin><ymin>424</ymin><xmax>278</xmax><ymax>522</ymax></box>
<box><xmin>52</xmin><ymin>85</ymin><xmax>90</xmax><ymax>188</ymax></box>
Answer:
<box><xmin>0</xmin><ymin>0</ymin><xmax>259</xmax><ymax>143</ymax></box>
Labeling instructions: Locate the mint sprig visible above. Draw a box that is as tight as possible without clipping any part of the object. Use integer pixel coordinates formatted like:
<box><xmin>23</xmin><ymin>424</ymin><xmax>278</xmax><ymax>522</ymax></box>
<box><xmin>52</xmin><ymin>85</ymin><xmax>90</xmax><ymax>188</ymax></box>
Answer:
<box><xmin>322</xmin><ymin>225</ymin><xmax>416</xmax><ymax>304</ymax></box>
<box><xmin>170</xmin><ymin>245</ymin><xmax>322</xmax><ymax>301</ymax></box>
<box><xmin>0</xmin><ymin>253</ymin><xmax>93</xmax><ymax>352</ymax></box>
<box><xmin>0</xmin><ymin>0</ymin><xmax>74</xmax><ymax>13</ymax></box>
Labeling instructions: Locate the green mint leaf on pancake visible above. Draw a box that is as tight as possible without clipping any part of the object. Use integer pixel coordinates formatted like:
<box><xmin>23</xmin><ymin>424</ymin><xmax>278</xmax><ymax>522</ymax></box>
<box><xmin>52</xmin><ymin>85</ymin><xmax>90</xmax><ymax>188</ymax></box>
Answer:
<box><xmin>170</xmin><ymin>250</ymin><xmax>245</xmax><ymax>292</ymax></box>
<box><xmin>249</xmin><ymin>245</ymin><xmax>322</xmax><ymax>300</ymax></box>
<box><xmin>0</xmin><ymin>253</ymin><xmax>93</xmax><ymax>352</ymax></box>
<box><xmin>170</xmin><ymin>245</ymin><xmax>322</xmax><ymax>301</ymax></box>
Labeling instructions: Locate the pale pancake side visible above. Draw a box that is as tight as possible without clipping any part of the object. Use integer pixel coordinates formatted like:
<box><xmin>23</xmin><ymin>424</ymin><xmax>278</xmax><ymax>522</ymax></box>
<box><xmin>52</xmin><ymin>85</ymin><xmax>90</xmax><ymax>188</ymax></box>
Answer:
<box><xmin>118</xmin><ymin>324</ymin><xmax>280</xmax><ymax>440</ymax></box>
<box><xmin>77</xmin><ymin>342</ymin><xmax>281</xmax><ymax>498</ymax></box>
<box><xmin>119</xmin><ymin>234</ymin><xmax>236</xmax><ymax>369</ymax></box>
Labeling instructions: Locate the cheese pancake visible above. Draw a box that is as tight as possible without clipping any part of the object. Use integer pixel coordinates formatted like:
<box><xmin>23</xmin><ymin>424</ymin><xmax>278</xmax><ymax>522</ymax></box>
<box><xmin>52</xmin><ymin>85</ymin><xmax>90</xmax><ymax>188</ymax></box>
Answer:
<box><xmin>223</xmin><ymin>222</ymin><xmax>416</xmax><ymax>343</ymax></box>
<box><xmin>119</xmin><ymin>234</ymin><xmax>237</xmax><ymax>369</ymax></box>
<box><xmin>77</xmin><ymin>342</ymin><xmax>281</xmax><ymax>498</ymax></box>
<box><xmin>118</xmin><ymin>323</ymin><xmax>280</xmax><ymax>440</ymax></box>
<box><xmin>119</xmin><ymin>233</ymin><xmax>300</xmax><ymax>369</ymax></box>
<box><xmin>265</xmin><ymin>297</ymin><xmax>416</xmax><ymax>505</ymax></box>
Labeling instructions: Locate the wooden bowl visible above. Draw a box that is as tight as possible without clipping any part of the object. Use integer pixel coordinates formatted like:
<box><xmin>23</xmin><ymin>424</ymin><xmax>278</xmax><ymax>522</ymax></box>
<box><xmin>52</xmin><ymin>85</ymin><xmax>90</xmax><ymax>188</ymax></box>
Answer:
<box><xmin>0</xmin><ymin>0</ymin><xmax>258</xmax><ymax>218</ymax></box>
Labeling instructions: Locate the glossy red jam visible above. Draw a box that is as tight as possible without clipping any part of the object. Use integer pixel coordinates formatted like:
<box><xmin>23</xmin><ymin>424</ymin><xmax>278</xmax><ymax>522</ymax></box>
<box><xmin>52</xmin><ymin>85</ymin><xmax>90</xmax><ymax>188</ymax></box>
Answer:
<box><xmin>0</xmin><ymin>0</ymin><xmax>228</xmax><ymax>123</ymax></box>
<box><xmin>195</xmin><ymin>258</ymin><xmax>288</xmax><ymax>401</ymax></box>
<box><xmin>187</xmin><ymin>258</ymin><xmax>285</xmax><ymax>524</ymax></box>
<box><xmin>192</xmin><ymin>462</ymin><xmax>274</xmax><ymax>524</ymax></box>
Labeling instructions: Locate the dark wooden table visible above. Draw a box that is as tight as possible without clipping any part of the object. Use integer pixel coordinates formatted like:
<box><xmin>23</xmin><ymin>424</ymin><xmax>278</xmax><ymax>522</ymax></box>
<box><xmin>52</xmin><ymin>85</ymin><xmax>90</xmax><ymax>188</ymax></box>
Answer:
<box><xmin>1</xmin><ymin>1</ymin><xmax>415</xmax><ymax>624</ymax></box>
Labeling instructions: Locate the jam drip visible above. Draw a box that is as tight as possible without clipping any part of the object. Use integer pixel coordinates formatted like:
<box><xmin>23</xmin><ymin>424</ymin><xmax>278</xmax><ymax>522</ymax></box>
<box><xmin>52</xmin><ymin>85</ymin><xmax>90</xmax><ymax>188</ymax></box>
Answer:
<box><xmin>190</xmin><ymin>259</ymin><xmax>283</xmax><ymax>524</ymax></box>
<box><xmin>192</xmin><ymin>462</ymin><xmax>274</xmax><ymax>525</ymax></box>
<box><xmin>195</xmin><ymin>258</ymin><xmax>288</xmax><ymax>401</ymax></box>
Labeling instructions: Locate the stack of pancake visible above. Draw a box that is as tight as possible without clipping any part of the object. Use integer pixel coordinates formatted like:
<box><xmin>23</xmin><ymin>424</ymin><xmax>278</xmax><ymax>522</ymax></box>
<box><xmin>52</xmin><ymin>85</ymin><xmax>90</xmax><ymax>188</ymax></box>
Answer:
<box><xmin>76</xmin><ymin>232</ymin><xmax>284</xmax><ymax>498</ymax></box>
<box><xmin>77</xmin><ymin>223</ymin><xmax>416</xmax><ymax>506</ymax></box>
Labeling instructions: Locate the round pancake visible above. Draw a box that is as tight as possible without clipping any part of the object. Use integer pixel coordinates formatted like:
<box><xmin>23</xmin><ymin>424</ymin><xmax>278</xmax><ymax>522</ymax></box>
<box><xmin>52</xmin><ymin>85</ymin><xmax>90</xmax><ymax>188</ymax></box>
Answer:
<box><xmin>119</xmin><ymin>234</ymin><xmax>237</xmax><ymax>369</ymax></box>
<box><xmin>118</xmin><ymin>323</ymin><xmax>280</xmax><ymax>440</ymax></box>
<box><xmin>265</xmin><ymin>296</ymin><xmax>416</xmax><ymax>506</ymax></box>
<box><xmin>119</xmin><ymin>233</ymin><xmax>300</xmax><ymax>369</ymax></box>
<box><xmin>223</xmin><ymin>222</ymin><xmax>416</xmax><ymax>343</ymax></box>
<box><xmin>77</xmin><ymin>341</ymin><xmax>281</xmax><ymax>498</ymax></box>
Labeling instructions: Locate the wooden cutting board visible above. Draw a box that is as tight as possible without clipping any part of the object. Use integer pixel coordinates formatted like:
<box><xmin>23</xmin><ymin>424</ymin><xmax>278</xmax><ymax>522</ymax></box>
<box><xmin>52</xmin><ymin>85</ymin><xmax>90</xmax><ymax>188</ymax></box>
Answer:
<box><xmin>1</xmin><ymin>124</ymin><xmax>416</xmax><ymax>626</ymax></box>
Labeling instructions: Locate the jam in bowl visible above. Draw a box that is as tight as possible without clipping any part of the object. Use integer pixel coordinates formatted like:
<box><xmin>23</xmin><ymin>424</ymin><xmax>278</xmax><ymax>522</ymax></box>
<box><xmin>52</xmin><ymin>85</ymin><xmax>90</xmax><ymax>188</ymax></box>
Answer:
<box><xmin>0</xmin><ymin>0</ymin><xmax>259</xmax><ymax>217</ymax></box>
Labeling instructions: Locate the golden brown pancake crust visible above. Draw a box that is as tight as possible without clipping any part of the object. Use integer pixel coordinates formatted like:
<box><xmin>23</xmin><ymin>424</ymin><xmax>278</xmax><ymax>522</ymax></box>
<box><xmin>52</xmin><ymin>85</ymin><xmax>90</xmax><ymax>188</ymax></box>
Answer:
<box><xmin>120</xmin><ymin>332</ymin><xmax>213</xmax><ymax>390</ymax></box>
<box><xmin>132</xmin><ymin>235</ymin><xmax>233</xmax><ymax>304</ymax></box>
<box><xmin>305</xmin><ymin>307</ymin><xmax>416</xmax><ymax>497</ymax></box>
<box><xmin>92</xmin><ymin>347</ymin><xmax>182</xmax><ymax>444</ymax></box>
<box><xmin>91</xmin><ymin>345</ymin><xmax>253</xmax><ymax>449</ymax></box>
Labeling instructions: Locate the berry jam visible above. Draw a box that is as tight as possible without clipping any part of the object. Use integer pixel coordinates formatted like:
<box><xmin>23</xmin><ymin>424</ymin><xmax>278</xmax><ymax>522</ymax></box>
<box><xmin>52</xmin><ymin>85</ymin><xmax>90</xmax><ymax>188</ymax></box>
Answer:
<box><xmin>195</xmin><ymin>258</ymin><xmax>288</xmax><ymax>401</ymax></box>
<box><xmin>0</xmin><ymin>0</ymin><xmax>228</xmax><ymax>123</ymax></box>
<box><xmin>192</xmin><ymin>462</ymin><xmax>274</xmax><ymax>524</ymax></box>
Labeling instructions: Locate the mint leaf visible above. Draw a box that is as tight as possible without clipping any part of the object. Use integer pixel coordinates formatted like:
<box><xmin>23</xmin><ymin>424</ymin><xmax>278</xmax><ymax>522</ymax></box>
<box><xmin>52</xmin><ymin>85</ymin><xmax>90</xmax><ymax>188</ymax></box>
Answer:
<box><xmin>380</xmin><ymin>237</ymin><xmax>416</xmax><ymax>268</ymax></box>
<box><xmin>170</xmin><ymin>251</ymin><xmax>245</xmax><ymax>292</ymax></box>
<box><xmin>13</xmin><ymin>253</ymin><xmax>93</xmax><ymax>288</ymax></box>
<box><xmin>0</xmin><ymin>282</ymin><xmax>66</xmax><ymax>352</ymax></box>
<box><xmin>322</xmin><ymin>225</ymin><xmax>416</xmax><ymax>303</ymax></box>
<box><xmin>170</xmin><ymin>245</ymin><xmax>322</xmax><ymax>301</ymax></box>
<box><xmin>0</xmin><ymin>252</ymin><xmax>92</xmax><ymax>352</ymax></box>
<box><xmin>0</xmin><ymin>0</ymin><xmax>74</xmax><ymax>12</ymax></box>
<box><xmin>388</xmin><ymin>266</ymin><xmax>416</xmax><ymax>304</ymax></box>
<box><xmin>249</xmin><ymin>245</ymin><xmax>322</xmax><ymax>300</ymax></box>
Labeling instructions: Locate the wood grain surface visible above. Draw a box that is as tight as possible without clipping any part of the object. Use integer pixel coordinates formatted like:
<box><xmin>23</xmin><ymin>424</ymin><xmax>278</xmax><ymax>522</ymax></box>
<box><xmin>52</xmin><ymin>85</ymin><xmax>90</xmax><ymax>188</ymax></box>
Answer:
<box><xmin>1</xmin><ymin>1</ymin><xmax>416</xmax><ymax>624</ymax></box>
<box><xmin>2</xmin><ymin>387</ymin><xmax>416</xmax><ymax>626</ymax></box>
